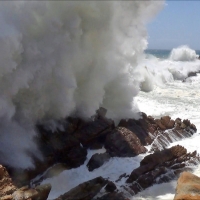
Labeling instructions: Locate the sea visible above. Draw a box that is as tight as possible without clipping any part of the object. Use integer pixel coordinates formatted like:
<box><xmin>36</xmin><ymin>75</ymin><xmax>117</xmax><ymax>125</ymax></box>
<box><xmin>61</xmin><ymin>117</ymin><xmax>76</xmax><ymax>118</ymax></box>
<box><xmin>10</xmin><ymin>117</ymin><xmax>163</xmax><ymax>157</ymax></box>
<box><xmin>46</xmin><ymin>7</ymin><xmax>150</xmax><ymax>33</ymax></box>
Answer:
<box><xmin>1</xmin><ymin>1</ymin><xmax>200</xmax><ymax>200</ymax></box>
<box><xmin>39</xmin><ymin>47</ymin><xmax>200</xmax><ymax>200</ymax></box>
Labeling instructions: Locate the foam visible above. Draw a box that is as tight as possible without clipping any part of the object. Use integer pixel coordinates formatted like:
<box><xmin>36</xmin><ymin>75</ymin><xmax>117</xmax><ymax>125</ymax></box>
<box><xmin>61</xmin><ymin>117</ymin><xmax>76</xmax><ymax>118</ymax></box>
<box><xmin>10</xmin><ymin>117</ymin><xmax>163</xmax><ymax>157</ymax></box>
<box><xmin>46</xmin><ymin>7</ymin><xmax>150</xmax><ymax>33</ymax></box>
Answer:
<box><xmin>170</xmin><ymin>45</ymin><xmax>198</xmax><ymax>61</ymax></box>
<box><xmin>0</xmin><ymin>1</ymin><xmax>163</xmax><ymax>168</ymax></box>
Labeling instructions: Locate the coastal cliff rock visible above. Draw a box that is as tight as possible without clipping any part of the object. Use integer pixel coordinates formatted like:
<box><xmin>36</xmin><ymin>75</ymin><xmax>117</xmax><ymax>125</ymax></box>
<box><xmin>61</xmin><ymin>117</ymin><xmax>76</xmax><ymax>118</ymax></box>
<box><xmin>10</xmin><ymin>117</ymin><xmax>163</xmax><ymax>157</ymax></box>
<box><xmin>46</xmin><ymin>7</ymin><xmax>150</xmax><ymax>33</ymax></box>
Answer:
<box><xmin>174</xmin><ymin>172</ymin><xmax>200</xmax><ymax>200</ymax></box>
<box><xmin>87</xmin><ymin>153</ymin><xmax>111</xmax><ymax>171</ymax></box>
<box><xmin>126</xmin><ymin>145</ymin><xmax>200</xmax><ymax>194</ymax></box>
<box><xmin>11</xmin><ymin>110</ymin><xmax>114</xmax><ymax>186</ymax></box>
<box><xmin>0</xmin><ymin>165</ymin><xmax>17</xmax><ymax>199</ymax></box>
<box><xmin>55</xmin><ymin>177</ymin><xmax>107</xmax><ymax>200</ymax></box>
<box><xmin>105</xmin><ymin>127</ymin><xmax>147</xmax><ymax>157</ymax></box>
<box><xmin>3</xmin><ymin>108</ymin><xmax>198</xmax><ymax>200</ymax></box>
<box><xmin>119</xmin><ymin>113</ymin><xmax>196</xmax><ymax>152</ymax></box>
<box><xmin>0</xmin><ymin>164</ymin><xmax>51</xmax><ymax>200</ymax></box>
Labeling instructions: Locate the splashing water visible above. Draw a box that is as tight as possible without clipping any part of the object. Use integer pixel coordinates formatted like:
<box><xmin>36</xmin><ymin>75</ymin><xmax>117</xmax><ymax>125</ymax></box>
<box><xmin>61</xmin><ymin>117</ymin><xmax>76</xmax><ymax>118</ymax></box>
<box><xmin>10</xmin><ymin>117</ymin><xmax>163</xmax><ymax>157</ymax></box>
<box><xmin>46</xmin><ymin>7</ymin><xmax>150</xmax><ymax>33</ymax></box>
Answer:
<box><xmin>170</xmin><ymin>45</ymin><xmax>198</xmax><ymax>61</ymax></box>
<box><xmin>0</xmin><ymin>1</ymin><xmax>164</xmax><ymax>168</ymax></box>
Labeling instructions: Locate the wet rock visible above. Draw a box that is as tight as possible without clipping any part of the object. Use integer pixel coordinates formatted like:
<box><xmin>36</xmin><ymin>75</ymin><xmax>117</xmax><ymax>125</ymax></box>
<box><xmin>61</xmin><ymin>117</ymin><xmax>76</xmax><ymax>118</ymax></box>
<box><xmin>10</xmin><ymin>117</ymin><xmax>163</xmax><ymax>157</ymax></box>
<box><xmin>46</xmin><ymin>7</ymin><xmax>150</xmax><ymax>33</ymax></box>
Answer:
<box><xmin>55</xmin><ymin>177</ymin><xmax>107</xmax><ymax>200</ymax></box>
<box><xmin>118</xmin><ymin>114</ymin><xmax>196</xmax><ymax>152</ymax></box>
<box><xmin>12</xmin><ymin>184</ymin><xmax>51</xmax><ymax>200</ymax></box>
<box><xmin>150</xmin><ymin>117</ymin><xmax>196</xmax><ymax>152</ymax></box>
<box><xmin>126</xmin><ymin>145</ymin><xmax>200</xmax><ymax>195</ymax></box>
<box><xmin>105</xmin><ymin>127</ymin><xmax>147</xmax><ymax>157</ymax></box>
<box><xmin>118</xmin><ymin>113</ymin><xmax>154</xmax><ymax>145</ymax></box>
<box><xmin>74</xmin><ymin>118</ymin><xmax>114</xmax><ymax>148</ymax></box>
<box><xmin>87</xmin><ymin>153</ymin><xmax>111</xmax><ymax>171</ymax></box>
<box><xmin>174</xmin><ymin>172</ymin><xmax>200</xmax><ymax>200</ymax></box>
<box><xmin>105</xmin><ymin>181</ymin><xmax>117</xmax><ymax>192</ymax></box>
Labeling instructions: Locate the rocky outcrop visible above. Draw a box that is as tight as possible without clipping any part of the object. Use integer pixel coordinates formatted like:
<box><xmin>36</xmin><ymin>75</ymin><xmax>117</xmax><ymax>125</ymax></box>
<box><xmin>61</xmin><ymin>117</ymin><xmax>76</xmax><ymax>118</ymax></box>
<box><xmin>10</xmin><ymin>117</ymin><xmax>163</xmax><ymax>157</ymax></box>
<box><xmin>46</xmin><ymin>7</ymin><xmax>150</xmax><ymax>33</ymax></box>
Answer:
<box><xmin>2</xmin><ymin>108</ymin><xmax>198</xmax><ymax>200</ymax></box>
<box><xmin>105</xmin><ymin>181</ymin><xmax>117</xmax><ymax>193</ymax></box>
<box><xmin>0</xmin><ymin>164</ymin><xmax>51</xmax><ymax>200</ymax></box>
<box><xmin>150</xmin><ymin>118</ymin><xmax>196</xmax><ymax>152</ymax></box>
<box><xmin>105</xmin><ymin>127</ymin><xmax>147</xmax><ymax>157</ymax></box>
<box><xmin>174</xmin><ymin>172</ymin><xmax>200</xmax><ymax>200</ymax></box>
<box><xmin>10</xmin><ymin>110</ymin><xmax>114</xmax><ymax>186</ymax></box>
<box><xmin>119</xmin><ymin>113</ymin><xmax>196</xmax><ymax>152</ymax></box>
<box><xmin>126</xmin><ymin>145</ymin><xmax>200</xmax><ymax>195</ymax></box>
<box><xmin>55</xmin><ymin>177</ymin><xmax>107</xmax><ymax>200</ymax></box>
<box><xmin>0</xmin><ymin>165</ymin><xmax>17</xmax><ymax>199</ymax></box>
<box><xmin>87</xmin><ymin>153</ymin><xmax>111</xmax><ymax>171</ymax></box>
<box><xmin>12</xmin><ymin>184</ymin><xmax>51</xmax><ymax>200</ymax></box>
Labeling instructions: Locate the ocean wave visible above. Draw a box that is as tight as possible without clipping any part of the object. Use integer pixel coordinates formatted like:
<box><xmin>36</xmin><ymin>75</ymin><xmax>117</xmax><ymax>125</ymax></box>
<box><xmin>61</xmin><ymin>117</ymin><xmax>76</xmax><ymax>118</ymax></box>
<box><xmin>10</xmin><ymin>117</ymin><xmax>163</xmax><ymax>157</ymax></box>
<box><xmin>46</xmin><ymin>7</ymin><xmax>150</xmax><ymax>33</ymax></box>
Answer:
<box><xmin>169</xmin><ymin>45</ymin><xmax>198</xmax><ymax>61</ymax></box>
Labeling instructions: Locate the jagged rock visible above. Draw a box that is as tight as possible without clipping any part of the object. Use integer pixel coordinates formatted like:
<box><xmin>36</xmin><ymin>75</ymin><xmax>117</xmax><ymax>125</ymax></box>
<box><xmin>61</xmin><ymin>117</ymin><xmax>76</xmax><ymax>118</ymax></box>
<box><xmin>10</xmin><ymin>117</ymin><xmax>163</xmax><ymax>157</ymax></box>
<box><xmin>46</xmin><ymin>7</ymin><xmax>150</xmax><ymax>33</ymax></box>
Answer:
<box><xmin>0</xmin><ymin>164</ymin><xmax>51</xmax><ymax>200</ymax></box>
<box><xmin>118</xmin><ymin>114</ymin><xmax>196</xmax><ymax>152</ymax></box>
<box><xmin>174</xmin><ymin>172</ymin><xmax>200</xmax><ymax>200</ymax></box>
<box><xmin>55</xmin><ymin>177</ymin><xmax>107</xmax><ymax>200</ymax></box>
<box><xmin>126</xmin><ymin>145</ymin><xmax>200</xmax><ymax>195</ymax></box>
<box><xmin>118</xmin><ymin>113</ymin><xmax>154</xmax><ymax>145</ymax></box>
<box><xmin>149</xmin><ymin>117</ymin><xmax>196</xmax><ymax>152</ymax></box>
<box><xmin>9</xmin><ymin>112</ymin><xmax>114</xmax><ymax>186</ymax></box>
<box><xmin>96</xmin><ymin>192</ymin><xmax>130</xmax><ymax>200</ymax></box>
<box><xmin>105</xmin><ymin>127</ymin><xmax>147</xmax><ymax>157</ymax></box>
<box><xmin>87</xmin><ymin>153</ymin><xmax>111</xmax><ymax>171</ymax></box>
<box><xmin>74</xmin><ymin>118</ymin><xmax>114</xmax><ymax>148</ymax></box>
<box><xmin>105</xmin><ymin>181</ymin><xmax>117</xmax><ymax>192</ymax></box>
<box><xmin>12</xmin><ymin>184</ymin><xmax>51</xmax><ymax>200</ymax></box>
<box><xmin>0</xmin><ymin>165</ymin><xmax>17</xmax><ymax>198</ymax></box>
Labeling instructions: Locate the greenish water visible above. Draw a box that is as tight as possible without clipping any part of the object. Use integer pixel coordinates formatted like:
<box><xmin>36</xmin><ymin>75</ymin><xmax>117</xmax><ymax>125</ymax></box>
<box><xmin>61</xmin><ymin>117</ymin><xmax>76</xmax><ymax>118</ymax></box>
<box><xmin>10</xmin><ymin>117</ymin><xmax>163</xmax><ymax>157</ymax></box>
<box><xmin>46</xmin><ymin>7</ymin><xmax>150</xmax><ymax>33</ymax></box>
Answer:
<box><xmin>145</xmin><ymin>49</ymin><xmax>200</xmax><ymax>59</ymax></box>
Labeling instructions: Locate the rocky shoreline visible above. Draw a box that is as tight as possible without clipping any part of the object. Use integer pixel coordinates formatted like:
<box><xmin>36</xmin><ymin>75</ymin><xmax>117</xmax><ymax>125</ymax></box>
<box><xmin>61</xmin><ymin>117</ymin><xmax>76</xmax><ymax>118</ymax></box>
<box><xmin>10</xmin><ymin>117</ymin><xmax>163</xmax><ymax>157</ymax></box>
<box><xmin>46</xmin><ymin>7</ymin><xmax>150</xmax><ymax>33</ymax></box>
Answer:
<box><xmin>1</xmin><ymin>108</ymin><xmax>200</xmax><ymax>200</ymax></box>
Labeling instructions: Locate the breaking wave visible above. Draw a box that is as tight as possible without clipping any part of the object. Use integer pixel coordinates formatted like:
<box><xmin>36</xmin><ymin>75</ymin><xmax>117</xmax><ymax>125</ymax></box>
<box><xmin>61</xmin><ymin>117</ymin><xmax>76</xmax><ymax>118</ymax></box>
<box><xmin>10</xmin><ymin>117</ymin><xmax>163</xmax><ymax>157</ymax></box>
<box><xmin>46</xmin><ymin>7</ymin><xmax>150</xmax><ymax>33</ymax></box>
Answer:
<box><xmin>0</xmin><ymin>1</ymin><xmax>163</xmax><ymax>168</ymax></box>
<box><xmin>170</xmin><ymin>45</ymin><xmax>198</xmax><ymax>61</ymax></box>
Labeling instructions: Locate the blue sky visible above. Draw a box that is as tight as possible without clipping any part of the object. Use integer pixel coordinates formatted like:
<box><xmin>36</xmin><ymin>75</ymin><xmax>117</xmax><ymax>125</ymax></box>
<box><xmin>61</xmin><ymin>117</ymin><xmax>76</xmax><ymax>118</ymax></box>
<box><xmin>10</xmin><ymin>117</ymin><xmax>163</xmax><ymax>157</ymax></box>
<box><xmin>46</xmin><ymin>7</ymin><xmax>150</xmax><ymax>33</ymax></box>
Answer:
<box><xmin>147</xmin><ymin>1</ymin><xmax>200</xmax><ymax>50</ymax></box>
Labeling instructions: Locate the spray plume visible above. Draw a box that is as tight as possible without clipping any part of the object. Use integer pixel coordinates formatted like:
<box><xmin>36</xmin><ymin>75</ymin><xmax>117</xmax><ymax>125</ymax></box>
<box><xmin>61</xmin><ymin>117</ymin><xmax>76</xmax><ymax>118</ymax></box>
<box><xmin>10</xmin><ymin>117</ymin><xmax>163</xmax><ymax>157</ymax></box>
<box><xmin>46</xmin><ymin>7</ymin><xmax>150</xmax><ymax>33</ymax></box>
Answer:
<box><xmin>0</xmin><ymin>1</ymin><xmax>163</xmax><ymax>168</ymax></box>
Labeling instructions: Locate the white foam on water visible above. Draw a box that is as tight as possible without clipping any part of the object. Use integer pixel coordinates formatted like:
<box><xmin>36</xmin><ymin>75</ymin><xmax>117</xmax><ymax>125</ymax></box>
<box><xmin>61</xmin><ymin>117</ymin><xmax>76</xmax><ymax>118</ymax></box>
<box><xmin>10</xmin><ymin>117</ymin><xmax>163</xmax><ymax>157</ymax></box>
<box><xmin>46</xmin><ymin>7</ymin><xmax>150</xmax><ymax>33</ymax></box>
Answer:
<box><xmin>0</xmin><ymin>1</ymin><xmax>164</xmax><ymax>168</ymax></box>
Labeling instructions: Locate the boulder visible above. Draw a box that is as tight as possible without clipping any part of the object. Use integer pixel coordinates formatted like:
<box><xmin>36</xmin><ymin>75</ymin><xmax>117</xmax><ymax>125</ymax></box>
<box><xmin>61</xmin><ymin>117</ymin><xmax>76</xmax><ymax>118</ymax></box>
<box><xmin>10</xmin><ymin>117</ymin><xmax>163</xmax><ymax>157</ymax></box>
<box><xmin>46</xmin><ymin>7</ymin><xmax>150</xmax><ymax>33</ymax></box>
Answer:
<box><xmin>126</xmin><ymin>145</ymin><xmax>200</xmax><ymax>195</ymax></box>
<box><xmin>174</xmin><ymin>172</ymin><xmax>200</xmax><ymax>200</ymax></box>
<box><xmin>105</xmin><ymin>181</ymin><xmax>117</xmax><ymax>192</ymax></box>
<box><xmin>74</xmin><ymin>118</ymin><xmax>114</xmax><ymax>148</ymax></box>
<box><xmin>55</xmin><ymin>177</ymin><xmax>107</xmax><ymax>200</ymax></box>
<box><xmin>87</xmin><ymin>153</ymin><xmax>111</xmax><ymax>171</ymax></box>
<box><xmin>105</xmin><ymin>127</ymin><xmax>147</xmax><ymax>157</ymax></box>
<box><xmin>118</xmin><ymin>113</ymin><xmax>154</xmax><ymax>145</ymax></box>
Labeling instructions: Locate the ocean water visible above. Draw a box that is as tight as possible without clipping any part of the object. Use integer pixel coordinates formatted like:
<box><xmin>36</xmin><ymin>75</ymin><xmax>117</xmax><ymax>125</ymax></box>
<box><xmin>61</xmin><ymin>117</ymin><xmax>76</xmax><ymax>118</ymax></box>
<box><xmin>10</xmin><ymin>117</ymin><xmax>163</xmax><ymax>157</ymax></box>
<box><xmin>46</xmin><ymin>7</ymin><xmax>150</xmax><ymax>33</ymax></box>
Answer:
<box><xmin>39</xmin><ymin>46</ymin><xmax>200</xmax><ymax>200</ymax></box>
<box><xmin>1</xmin><ymin>1</ymin><xmax>200</xmax><ymax>200</ymax></box>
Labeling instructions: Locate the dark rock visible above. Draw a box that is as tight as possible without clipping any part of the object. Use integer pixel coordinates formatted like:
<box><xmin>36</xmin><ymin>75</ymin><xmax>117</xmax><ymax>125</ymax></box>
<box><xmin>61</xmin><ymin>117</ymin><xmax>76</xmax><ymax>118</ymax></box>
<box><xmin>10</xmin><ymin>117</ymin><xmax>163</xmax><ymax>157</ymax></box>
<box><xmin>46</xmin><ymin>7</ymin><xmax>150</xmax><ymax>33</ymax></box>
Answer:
<box><xmin>87</xmin><ymin>153</ymin><xmax>111</xmax><ymax>171</ymax></box>
<box><xmin>59</xmin><ymin>145</ymin><xmax>87</xmax><ymax>168</ymax></box>
<box><xmin>55</xmin><ymin>177</ymin><xmax>107</xmax><ymax>200</ymax></box>
<box><xmin>96</xmin><ymin>192</ymin><xmax>130</xmax><ymax>200</ymax></box>
<box><xmin>105</xmin><ymin>181</ymin><xmax>117</xmax><ymax>192</ymax></box>
<box><xmin>126</xmin><ymin>145</ymin><xmax>200</xmax><ymax>195</ymax></box>
<box><xmin>105</xmin><ymin>127</ymin><xmax>147</xmax><ymax>157</ymax></box>
<box><xmin>0</xmin><ymin>164</ymin><xmax>51</xmax><ymax>200</ymax></box>
<box><xmin>118</xmin><ymin>113</ymin><xmax>154</xmax><ymax>145</ymax></box>
<box><xmin>74</xmin><ymin>118</ymin><xmax>114</xmax><ymax>147</ymax></box>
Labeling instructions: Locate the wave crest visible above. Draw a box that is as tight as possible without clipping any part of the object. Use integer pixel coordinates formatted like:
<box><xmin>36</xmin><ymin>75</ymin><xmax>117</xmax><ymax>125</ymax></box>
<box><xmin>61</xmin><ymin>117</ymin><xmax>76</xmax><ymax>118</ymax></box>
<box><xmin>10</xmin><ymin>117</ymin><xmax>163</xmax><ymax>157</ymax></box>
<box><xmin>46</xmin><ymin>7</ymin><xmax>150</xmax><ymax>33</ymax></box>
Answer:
<box><xmin>169</xmin><ymin>46</ymin><xmax>198</xmax><ymax>61</ymax></box>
